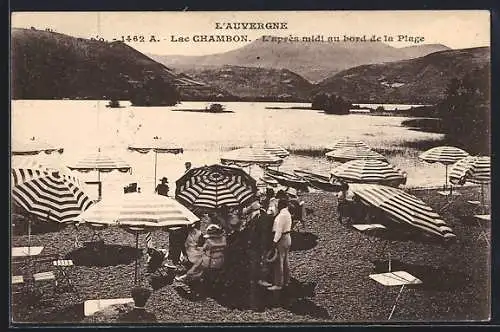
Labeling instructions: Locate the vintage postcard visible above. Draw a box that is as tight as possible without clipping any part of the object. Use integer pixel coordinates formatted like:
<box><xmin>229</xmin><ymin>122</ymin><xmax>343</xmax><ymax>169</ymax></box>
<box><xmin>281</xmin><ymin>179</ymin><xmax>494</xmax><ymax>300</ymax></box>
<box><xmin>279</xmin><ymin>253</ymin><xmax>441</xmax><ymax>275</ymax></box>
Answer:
<box><xmin>10</xmin><ymin>10</ymin><xmax>491</xmax><ymax>324</ymax></box>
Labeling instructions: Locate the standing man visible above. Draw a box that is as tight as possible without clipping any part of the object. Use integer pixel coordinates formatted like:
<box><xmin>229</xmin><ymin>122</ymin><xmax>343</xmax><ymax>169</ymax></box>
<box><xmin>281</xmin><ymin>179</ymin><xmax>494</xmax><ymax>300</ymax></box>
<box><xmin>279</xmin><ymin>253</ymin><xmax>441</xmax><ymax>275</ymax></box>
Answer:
<box><xmin>155</xmin><ymin>176</ymin><xmax>187</xmax><ymax>269</ymax></box>
<box><xmin>268</xmin><ymin>198</ymin><xmax>292</xmax><ymax>291</ymax></box>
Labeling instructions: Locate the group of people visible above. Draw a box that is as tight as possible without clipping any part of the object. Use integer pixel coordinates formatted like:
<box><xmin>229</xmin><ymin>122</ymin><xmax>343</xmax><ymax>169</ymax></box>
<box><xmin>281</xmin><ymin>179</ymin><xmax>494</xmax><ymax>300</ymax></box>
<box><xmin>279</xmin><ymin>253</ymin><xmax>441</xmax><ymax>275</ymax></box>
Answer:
<box><xmin>151</xmin><ymin>170</ymin><xmax>308</xmax><ymax>292</ymax></box>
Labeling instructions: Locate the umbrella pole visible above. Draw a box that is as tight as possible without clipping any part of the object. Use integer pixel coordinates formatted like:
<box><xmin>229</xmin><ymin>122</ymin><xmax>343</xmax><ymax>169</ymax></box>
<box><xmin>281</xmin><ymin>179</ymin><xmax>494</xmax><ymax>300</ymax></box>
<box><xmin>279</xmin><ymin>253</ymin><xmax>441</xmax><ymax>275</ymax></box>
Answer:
<box><xmin>481</xmin><ymin>184</ymin><xmax>485</xmax><ymax>214</ymax></box>
<box><xmin>97</xmin><ymin>170</ymin><xmax>102</xmax><ymax>200</ymax></box>
<box><xmin>154</xmin><ymin>150</ymin><xmax>158</xmax><ymax>192</ymax></box>
<box><xmin>134</xmin><ymin>232</ymin><xmax>139</xmax><ymax>285</ymax></box>
<box><xmin>444</xmin><ymin>165</ymin><xmax>448</xmax><ymax>192</ymax></box>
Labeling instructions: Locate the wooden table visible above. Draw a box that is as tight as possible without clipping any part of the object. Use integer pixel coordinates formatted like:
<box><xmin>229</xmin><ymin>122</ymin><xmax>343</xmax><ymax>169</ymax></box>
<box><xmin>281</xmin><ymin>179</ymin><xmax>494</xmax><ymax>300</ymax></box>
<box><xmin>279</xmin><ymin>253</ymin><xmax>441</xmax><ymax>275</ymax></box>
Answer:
<box><xmin>12</xmin><ymin>246</ymin><xmax>44</xmax><ymax>257</ymax></box>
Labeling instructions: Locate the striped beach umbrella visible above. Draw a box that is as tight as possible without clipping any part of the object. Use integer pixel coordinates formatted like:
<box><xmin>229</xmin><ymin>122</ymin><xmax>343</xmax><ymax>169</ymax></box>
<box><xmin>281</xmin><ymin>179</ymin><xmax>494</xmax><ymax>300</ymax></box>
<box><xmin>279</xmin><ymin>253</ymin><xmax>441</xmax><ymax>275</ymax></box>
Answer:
<box><xmin>449</xmin><ymin>156</ymin><xmax>490</xmax><ymax>185</ymax></box>
<box><xmin>175</xmin><ymin>164</ymin><xmax>257</xmax><ymax>209</ymax></box>
<box><xmin>251</xmin><ymin>143</ymin><xmax>290</xmax><ymax>158</ymax></box>
<box><xmin>331</xmin><ymin>159</ymin><xmax>407</xmax><ymax>187</ymax></box>
<box><xmin>68</xmin><ymin>149</ymin><xmax>132</xmax><ymax>199</ymax></box>
<box><xmin>128</xmin><ymin>136</ymin><xmax>184</xmax><ymax>191</ymax></box>
<box><xmin>220</xmin><ymin>147</ymin><xmax>283</xmax><ymax>168</ymax></box>
<box><xmin>11</xmin><ymin>157</ymin><xmax>82</xmax><ymax>187</ymax></box>
<box><xmin>327</xmin><ymin>138</ymin><xmax>370</xmax><ymax>151</ymax></box>
<box><xmin>74</xmin><ymin>192</ymin><xmax>199</xmax><ymax>228</ymax></box>
<box><xmin>419</xmin><ymin>146</ymin><xmax>470</xmax><ymax>190</ymax></box>
<box><xmin>12</xmin><ymin>137</ymin><xmax>64</xmax><ymax>156</ymax></box>
<box><xmin>12</xmin><ymin>171</ymin><xmax>94</xmax><ymax>224</ymax></box>
<box><xmin>74</xmin><ymin>192</ymin><xmax>199</xmax><ymax>284</ymax></box>
<box><xmin>325</xmin><ymin>147</ymin><xmax>387</xmax><ymax>162</ymax></box>
<box><xmin>449</xmin><ymin>156</ymin><xmax>490</xmax><ymax>207</ymax></box>
<box><xmin>350</xmin><ymin>184</ymin><xmax>456</xmax><ymax>239</ymax></box>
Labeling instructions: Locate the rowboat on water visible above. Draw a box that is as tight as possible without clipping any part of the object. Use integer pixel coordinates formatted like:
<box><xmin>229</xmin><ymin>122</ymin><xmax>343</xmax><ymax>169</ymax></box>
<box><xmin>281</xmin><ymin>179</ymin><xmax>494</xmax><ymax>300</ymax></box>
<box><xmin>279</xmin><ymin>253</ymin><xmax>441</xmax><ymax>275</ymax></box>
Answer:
<box><xmin>264</xmin><ymin>168</ymin><xmax>310</xmax><ymax>191</ymax></box>
<box><xmin>293</xmin><ymin>169</ymin><xmax>342</xmax><ymax>192</ymax></box>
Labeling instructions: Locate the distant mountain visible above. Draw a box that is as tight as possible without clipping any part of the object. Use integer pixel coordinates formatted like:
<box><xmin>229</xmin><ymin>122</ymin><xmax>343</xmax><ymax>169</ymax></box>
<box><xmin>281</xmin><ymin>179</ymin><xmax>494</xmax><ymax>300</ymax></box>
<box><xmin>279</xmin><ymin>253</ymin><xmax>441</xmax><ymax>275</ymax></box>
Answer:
<box><xmin>148</xmin><ymin>37</ymin><xmax>450</xmax><ymax>82</ymax></box>
<box><xmin>11</xmin><ymin>28</ymin><xmax>227</xmax><ymax>101</ymax></box>
<box><xmin>182</xmin><ymin>66</ymin><xmax>313</xmax><ymax>102</ymax></box>
<box><xmin>313</xmin><ymin>47</ymin><xmax>490</xmax><ymax>104</ymax></box>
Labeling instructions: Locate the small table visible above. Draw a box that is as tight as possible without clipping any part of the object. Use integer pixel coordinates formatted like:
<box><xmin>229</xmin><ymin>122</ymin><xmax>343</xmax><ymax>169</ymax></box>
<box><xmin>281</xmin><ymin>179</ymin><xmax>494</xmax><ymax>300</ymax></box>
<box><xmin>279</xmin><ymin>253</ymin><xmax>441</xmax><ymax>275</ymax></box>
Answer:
<box><xmin>12</xmin><ymin>246</ymin><xmax>44</xmax><ymax>257</ymax></box>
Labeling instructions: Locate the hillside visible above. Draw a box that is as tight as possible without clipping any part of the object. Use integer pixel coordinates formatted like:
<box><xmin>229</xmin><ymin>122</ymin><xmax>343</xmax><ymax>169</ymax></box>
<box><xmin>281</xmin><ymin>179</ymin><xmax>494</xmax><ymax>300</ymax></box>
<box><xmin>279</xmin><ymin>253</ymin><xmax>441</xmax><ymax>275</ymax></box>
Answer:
<box><xmin>149</xmin><ymin>37</ymin><xmax>450</xmax><ymax>82</ymax></box>
<box><xmin>11</xmin><ymin>28</ymin><xmax>228</xmax><ymax>100</ymax></box>
<box><xmin>182</xmin><ymin>66</ymin><xmax>313</xmax><ymax>102</ymax></box>
<box><xmin>314</xmin><ymin>47</ymin><xmax>490</xmax><ymax>104</ymax></box>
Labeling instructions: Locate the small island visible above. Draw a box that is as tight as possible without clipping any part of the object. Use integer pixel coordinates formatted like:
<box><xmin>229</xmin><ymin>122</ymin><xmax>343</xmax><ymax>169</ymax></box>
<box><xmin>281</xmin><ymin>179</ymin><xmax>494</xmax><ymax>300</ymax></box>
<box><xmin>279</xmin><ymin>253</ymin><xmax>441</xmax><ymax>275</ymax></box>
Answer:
<box><xmin>172</xmin><ymin>103</ymin><xmax>234</xmax><ymax>113</ymax></box>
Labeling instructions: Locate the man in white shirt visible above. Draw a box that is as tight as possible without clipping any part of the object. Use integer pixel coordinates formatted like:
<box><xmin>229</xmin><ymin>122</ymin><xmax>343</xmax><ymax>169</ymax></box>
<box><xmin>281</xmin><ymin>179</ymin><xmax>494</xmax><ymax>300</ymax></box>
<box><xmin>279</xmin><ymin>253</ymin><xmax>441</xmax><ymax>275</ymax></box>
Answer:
<box><xmin>268</xmin><ymin>199</ymin><xmax>292</xmax><ymax>291</ymax></box>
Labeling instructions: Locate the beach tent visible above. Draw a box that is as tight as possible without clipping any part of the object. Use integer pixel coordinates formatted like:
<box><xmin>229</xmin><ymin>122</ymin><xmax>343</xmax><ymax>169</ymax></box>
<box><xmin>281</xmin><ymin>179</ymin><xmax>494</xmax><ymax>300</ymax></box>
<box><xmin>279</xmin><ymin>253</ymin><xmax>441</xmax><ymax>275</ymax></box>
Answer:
<box><xmin>418</xmin><ymin>146</ymin><xmax>469</xmax><ymax>191</ymax></box>
<box><xmin>175</xmin><ymin>164</ymin><xmax>257</xmax><ymax>210</ymax></box>
<box><xmin>128</xmin><ymin>136</ymin><xmax>184</xmax><ymax>191</ymax></box>
<box><xmin>325</xmin><ymin>147</ymin><xmax>387</xmax><ymax>163</ymax></box>
<box><xmin>331</xmin><ymin>159</ymin><xmax>407</xmax><ymax>187</ymax></box>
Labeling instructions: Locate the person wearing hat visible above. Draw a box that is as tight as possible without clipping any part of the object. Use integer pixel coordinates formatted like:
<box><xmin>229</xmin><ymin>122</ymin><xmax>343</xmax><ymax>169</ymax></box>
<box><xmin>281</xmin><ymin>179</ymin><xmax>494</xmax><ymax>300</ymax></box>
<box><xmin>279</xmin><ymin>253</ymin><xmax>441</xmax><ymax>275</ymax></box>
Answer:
<box><xmin>175</xmin><ymin>224</ymin><xmax>227</xmax><ymax>283</ymax></box>
<box><xmin>155</xmin><ymin>177</ymin><xmax>169</xmax><ymax>197</ymax></box>
<box><xmin>184</xmin><ymin>162</ymin><xmax>192</xmax><ymax>173</ymax></box>
<box><xmin>268</xmin><ymin>198</ymin><xmax>292</xmax><ymax>291</ymax></box>
<box><xmin>286</xmin><ymin>187</ymin><xmax>306</xmax><ymax>232</ymax></box>
<box><xmin>336</xmin><ymin>181</ymin><xmax>354</xmax><ymax>223</ymax></box>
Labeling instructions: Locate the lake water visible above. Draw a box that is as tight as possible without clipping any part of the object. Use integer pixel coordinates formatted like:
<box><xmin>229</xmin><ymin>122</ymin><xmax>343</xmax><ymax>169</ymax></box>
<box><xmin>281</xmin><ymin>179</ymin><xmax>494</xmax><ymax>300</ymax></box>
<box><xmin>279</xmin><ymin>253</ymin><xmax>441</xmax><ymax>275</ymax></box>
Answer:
<box><xmin>12</xmin><ymin>100</ymin><xmax>447</xmax><ymax>199</ymax></box>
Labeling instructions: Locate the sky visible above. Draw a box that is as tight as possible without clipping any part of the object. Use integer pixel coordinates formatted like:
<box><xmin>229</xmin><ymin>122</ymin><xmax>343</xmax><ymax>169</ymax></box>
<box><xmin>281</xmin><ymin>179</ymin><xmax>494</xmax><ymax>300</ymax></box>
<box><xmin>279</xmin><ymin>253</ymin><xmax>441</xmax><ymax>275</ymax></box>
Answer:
<box><xmin>11</xmin><ymin>11</ymin><xmax>490</xmax><ymax>56</ymax></box>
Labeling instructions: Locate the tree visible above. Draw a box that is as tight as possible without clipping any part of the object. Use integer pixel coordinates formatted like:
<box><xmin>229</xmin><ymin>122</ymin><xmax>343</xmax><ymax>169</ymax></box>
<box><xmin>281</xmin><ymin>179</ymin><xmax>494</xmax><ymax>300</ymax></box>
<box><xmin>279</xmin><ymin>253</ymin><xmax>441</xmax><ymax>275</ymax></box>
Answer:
<box><xmin>130</xmin><ymin>76</ymin><xmax>180</xmax><ymax>106</ymax></box>
<box><xmin>311</xmin><ymin>92</ymin><xmax>351</xmax><ymax>114</ymax></box>
<box><xmin>437</xmin><ymin>65</ymin><xmax>490</xmax><ymax>155</ymax></box>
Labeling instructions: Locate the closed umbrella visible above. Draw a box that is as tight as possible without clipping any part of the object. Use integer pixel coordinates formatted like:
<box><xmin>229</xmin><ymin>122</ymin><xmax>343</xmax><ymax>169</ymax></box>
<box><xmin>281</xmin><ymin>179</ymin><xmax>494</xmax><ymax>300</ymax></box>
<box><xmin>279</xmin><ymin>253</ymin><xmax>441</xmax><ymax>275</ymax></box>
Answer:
<box><xmin>68</xmin><ymin>149</ymin><xmax>132</xmax><ymax>200</ymax></box>
<box><xmin>75</xmin><ymin>192</ymin><xmax>199</xmax><ymax>283</ymax></box>
<box><xmin>12</xmin><ymin>137</ymin><xmax>64</xmax><ymax>155</ymax></box>
<box><xmin>449</xmin><ymin>156</ymin><xmax>490</xmax><ymax>207</ymax></box>
<box><xmin>418</xmin><ymin>146</ymin><xmax>469</xmax><ymax>191</ymax></box>
<box><xmin>350</xmin><ymin>183</ymin><xmax>456</xmax><ymax>239</ymax></box>
<box><xmin>327</xmin><ymin>138</ymin><xmax>370</xmax><ymax>151</ymax></box>
<box><xmin>325</xmin><ymin>147</ymin><xmax>387</xmax><ymax>163</ymax></box>
<box><xmin>128</xmin><ymin>136</ymin><xmax>184</xmax><ymax>191</ymax></box>
<box><xmin>251</xmin><ymin>143</ymin><xmax>290</xmax><ymax>158</ymax></box>
<box><xmin>331</xmin><ymin>159</ymin><xmax>407</xmax><ymax>187</ymax></box>
<box><xmin>175</xmin><ymin>164</ymin><xmax>257</xmax><ymax>209</ymax></box>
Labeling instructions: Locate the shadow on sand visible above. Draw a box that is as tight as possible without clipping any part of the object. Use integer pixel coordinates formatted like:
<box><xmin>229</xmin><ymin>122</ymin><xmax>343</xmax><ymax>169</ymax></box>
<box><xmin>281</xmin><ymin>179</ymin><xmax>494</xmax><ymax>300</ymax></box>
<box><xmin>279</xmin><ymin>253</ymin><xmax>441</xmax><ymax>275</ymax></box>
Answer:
<box><xmin>371</xmin><ymin>259</ymin><xmax>469</xmax><ymax>291</ymax></box>
<box><xmin>290</xmin><ymin>232</ymin><xmax>319</xmax><ymax>251</ymax></box>
<box><xmin>65</xmin><ymin>243</ymin><xmax>142</xmax><ymax>267</ymax></box>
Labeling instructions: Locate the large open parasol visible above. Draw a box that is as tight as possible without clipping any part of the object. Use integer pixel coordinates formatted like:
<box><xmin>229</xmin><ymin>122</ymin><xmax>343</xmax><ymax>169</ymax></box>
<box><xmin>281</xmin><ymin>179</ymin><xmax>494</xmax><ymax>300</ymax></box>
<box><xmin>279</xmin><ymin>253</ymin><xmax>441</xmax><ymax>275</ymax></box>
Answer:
<box><xmin>327</xmin><ymin>138</ymin><xmax>370</xmax><ymax>151</ymax></box>
<box><xmin>75</xmin><ymin>192</ymin><xmax>199</xmax><ymax>284</ymax></box>
<box><xmin>67</xmin><ymin>149</ymin><xmax>132</xmax><ymax>200</ymax></box>
<box><xmin>128</xmin><ymin>136</ymin><xmax>184</xmax><ymax>191</ymax></box>
<box><xmin>325</xmin><ymin>146</ymin><xmax>387</xmax><ymax>163</ymax></box>
<box><xmin>12</xmin><ymin>137</ymin><xmax>64</xmax><ymax>156</ymax></box>
<box><xmin>331</xmin><ymin>159</ymin><xmax>407</xmax><ymax>187</ymax></box>
<box><xmin>175</xmin><ymin>164</ymin><xmax>257</xmax><ymax>210</ymax></box>
<box><xmin>418</xmin><ymin>146</ymin><xmax>469</xmax><ymax>191</ymax></box>
<box><xmin>350</xmin><ymin>183</ymin><xmax>456</xmax><ymax>239</ymax></box>
<box><xmin>449</xmin><ymin>156</ymin><xmax>490</xmax><ymax>208</ymax></box>
<box><xmin>250</xmin><ymin>143</ymin><xmax>290</xmax><ymax>158</ymax></box>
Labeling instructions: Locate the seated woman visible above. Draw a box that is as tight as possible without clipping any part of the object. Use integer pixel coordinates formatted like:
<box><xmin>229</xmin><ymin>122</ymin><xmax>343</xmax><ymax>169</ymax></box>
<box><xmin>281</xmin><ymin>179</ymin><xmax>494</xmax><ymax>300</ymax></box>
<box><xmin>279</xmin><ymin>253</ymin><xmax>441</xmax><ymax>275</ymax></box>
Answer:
<box><xmin>183</xmin><ymin>220</ymin><xmax>204</xmax><ymax>269</ymax></box>
<box><xmin>175</xmin><ymin>224</ymin><xmax>227</xmax><ymax>283</ymax></box>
